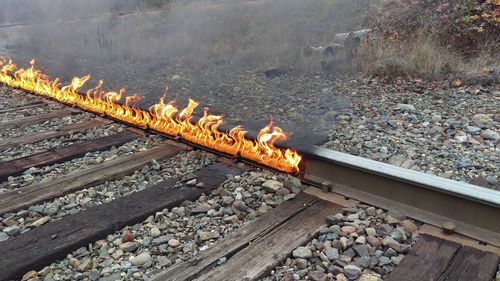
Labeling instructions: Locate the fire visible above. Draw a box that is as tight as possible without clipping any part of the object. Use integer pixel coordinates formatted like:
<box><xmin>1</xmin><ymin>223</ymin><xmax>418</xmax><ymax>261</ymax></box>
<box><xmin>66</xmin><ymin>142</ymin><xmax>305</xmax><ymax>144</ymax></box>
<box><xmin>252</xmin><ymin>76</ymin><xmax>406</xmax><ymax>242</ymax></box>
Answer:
<box><xmin>0</xmin><ymin>57</ymin><xmax>302</xmax><ymax>173</ymax></box>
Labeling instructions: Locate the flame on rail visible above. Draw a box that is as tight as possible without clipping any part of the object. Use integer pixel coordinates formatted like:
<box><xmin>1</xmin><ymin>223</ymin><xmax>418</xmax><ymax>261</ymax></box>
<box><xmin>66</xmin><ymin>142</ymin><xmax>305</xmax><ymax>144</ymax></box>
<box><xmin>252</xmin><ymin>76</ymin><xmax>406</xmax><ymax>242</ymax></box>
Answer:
<box><xmin>0</xmin><ymin>57</ymin><xmax>301</xmax><ymax>173</ymax></box>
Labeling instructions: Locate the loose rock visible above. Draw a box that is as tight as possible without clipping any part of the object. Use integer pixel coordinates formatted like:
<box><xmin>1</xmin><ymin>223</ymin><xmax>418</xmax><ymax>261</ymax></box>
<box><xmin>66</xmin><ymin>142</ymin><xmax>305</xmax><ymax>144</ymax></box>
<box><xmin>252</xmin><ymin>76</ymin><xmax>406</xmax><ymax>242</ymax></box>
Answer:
<box><xmin>292</xmin><ymin>246</ymin><xmax>312</xmax><ymax>259</ymax></box>
<box><xmin>130</xmin><ymin>252</ymin><xmax>152</xmax><ymax>266</ymax></box>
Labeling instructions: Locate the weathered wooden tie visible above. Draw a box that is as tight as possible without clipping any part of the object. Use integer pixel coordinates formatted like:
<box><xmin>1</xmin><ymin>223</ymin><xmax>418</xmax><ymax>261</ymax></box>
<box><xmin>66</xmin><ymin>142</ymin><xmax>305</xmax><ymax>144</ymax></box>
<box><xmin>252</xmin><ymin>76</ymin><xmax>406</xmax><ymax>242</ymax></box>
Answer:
<box><xmin>0</xmin><ymin>109</ymin><xmax>75</xmax><ymax>130</ymax></box>
<box><xmin>0</xmin><ymin>131</ymin><xmax>139</xmax><ymax>181</ymax></box>
<box><xmin>0</xmin><ymin>119</ymin><xmax>104</xmax><ymax>152</ymax></box>
<box><xmin>154</xmin><ymin>193</ymin><xmax>321</xmax><ymax>281</ymax></box>
<box><xmin>387</xmin><ymin>234</ymin><xmax>499</xmax><ymax>281</ymax></box>
<box><xmin>437</xmin><ymin>245</ymin><xmax>499</xmax><ymax>281</ymax></box>
<box><xmin>0</xmin><ymin>142</ymin><xmax>184</xmax><ymax>215</ymax></box>
<box><xmin>153</xmin><ymin>194</ymin><xmax>341</xmax><ymax>281</ymax></box>
<box><xmin>0</xmin><ymin>162</ymin><xmax>240</xmax><ymax>281</ymax></box>
<box><xmin>0</xmin><ymin>101</ymin><xmax>46</xmax><ymax>114</ymax></box>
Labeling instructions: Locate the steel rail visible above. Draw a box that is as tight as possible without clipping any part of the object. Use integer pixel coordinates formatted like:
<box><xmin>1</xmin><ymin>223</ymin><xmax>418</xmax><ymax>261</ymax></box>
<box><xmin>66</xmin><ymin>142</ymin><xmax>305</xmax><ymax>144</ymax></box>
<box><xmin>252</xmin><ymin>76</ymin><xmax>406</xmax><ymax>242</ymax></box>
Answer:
<box><xmin>2</xmin><ymin>85</ymin><xmax>499</xmax><ymax>247</ymax></box>
<box><xmin>301</xmin><ymin>146</ymin><xmax>500</xmax><ymax>247</ymax></box>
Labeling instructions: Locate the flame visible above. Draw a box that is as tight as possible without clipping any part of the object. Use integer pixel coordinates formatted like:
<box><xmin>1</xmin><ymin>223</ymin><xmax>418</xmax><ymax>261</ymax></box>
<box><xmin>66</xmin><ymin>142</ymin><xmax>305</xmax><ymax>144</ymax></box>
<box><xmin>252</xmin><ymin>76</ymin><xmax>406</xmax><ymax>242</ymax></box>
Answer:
<box><xmin>0</xmin><ymin>57</ymin><xmax>302</xmax><ymax>173</ymax></box>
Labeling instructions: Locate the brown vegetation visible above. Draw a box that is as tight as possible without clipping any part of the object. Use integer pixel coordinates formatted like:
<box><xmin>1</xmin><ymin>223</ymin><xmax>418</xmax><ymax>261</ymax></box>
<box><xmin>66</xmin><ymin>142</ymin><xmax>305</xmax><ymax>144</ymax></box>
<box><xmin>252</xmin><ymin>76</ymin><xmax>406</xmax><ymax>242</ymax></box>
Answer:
<box><xmin>356</xmin><ymin>0</ymin><xmax>500</xmax><ymax>80</ymax></box>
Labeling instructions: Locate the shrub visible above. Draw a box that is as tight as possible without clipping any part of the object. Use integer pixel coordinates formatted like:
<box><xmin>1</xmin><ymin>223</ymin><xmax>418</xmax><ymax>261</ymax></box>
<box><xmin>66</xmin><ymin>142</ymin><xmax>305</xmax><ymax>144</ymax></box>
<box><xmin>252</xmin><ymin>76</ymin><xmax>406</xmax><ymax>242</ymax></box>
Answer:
<box><xmin>357</xmin><ymin>0</ymin><xmax>499</xmax><ymax>79</ymax></box>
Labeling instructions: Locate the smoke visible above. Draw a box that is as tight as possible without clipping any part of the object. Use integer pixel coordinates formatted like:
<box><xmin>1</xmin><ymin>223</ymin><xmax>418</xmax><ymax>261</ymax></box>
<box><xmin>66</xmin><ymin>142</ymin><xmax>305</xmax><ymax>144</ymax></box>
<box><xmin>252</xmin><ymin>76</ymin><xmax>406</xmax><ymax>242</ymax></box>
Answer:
<box><xmin>1</xmin><ymin>0</ymin><xmax>369</xmax><ymax>67</ymax></box>
<box><xmin>0</xmin><ymin>0</ymin><xmax>368</xmax><ymax>148</ymax></box>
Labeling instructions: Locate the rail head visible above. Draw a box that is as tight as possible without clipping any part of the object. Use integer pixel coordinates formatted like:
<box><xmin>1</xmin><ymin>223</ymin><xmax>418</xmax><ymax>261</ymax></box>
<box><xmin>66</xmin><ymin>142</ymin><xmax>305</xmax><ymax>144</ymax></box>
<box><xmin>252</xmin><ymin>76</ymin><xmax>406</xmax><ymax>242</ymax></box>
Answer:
<box><xmin>305</xmin><ymin>146</ymin><xmax>500</xmax><ymax>207</ymax></box>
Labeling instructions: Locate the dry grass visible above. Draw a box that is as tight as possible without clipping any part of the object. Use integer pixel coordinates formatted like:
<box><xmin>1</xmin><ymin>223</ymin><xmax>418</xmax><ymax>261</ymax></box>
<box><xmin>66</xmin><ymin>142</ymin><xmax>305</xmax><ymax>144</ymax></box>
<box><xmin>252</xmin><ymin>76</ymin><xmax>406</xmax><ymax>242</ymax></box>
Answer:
<box><xmin>6</xmin><ymin>0</ymin><xmax>497</xmax><ymax>81</ymax></box>
<box><xmin>355</xmin><ymin>33</ymin><xmax>499</xmax><ymax>79</ymax></box>
<box><xmin>355</xmin><ymin>33</ymin><xmax>453</xmax><ymax>78</ymax></box>
<box><xmin>353</xmin><ymin>0</ymin><xmax>500</xmax><ymax>80</ymax></box>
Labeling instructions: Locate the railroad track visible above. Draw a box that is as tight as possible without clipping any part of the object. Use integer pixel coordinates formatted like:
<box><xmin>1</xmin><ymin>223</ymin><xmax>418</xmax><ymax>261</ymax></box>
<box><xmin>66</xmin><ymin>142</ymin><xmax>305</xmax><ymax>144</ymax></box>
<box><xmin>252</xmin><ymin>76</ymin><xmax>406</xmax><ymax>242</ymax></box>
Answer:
<box><xmin>0</xmin><ymin>85</ymin><xmax>499</xmax><ymax>281</ymax></box>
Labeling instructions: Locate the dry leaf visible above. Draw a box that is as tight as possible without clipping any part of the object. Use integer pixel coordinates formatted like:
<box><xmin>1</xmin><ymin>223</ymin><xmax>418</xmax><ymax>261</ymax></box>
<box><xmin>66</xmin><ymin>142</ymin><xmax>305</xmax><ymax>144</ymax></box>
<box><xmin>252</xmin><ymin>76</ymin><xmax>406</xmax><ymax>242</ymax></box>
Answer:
<box><xmin>450</xmin><ymin>79</ymin><xmax>462</xmax><ymax>88</ymax></box>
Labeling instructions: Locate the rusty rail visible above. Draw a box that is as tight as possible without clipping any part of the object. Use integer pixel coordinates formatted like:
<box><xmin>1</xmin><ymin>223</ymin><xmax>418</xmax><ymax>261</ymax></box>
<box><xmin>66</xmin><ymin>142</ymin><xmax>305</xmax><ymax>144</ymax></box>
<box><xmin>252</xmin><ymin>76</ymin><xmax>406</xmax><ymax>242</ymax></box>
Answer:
<box><xmin>301</xmin><ymin>146</ymin><xmax>500</xmax><ymax>247</ymax></box>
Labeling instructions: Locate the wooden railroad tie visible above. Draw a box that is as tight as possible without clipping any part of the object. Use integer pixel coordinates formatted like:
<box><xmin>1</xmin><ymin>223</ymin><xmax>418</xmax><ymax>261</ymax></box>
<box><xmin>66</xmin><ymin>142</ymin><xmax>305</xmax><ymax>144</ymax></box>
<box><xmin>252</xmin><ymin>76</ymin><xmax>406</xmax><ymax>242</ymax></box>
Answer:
<box><xmin>153</xmin><ymin>193</ymin><xmax>342</xmax><ymax>281</ymax></box>
<box><xmin>0</xmin><ymin>162</ymin><xmax>241</xmax><ymax>280</ymax></box>
<box><xmin>0</xmin><ymin>109</ymin><xmax>75</xmax><ymax>130</ymax></box>
<box><xmin>0</xmin><ymin>119</ymin><xmax>105</xmax><ymax>152</ymax></box>
<box><xmin>386</xmin><ymin>234</ymin><xmax>499</xmax><ymax>281</ymax></box>
<box><xmin>0</xmin><ymin>131</ymin><xmax>139</xmax><ymax>181</ymax></box>
<box><xmin>0</xmin><ymin>143</ymin><xmax>184</xmax><ymax>215</ymax></box>
<box><xmin>0</xmin><ymin>101</ymin><xmax>46</xmax><ymax>114</ymax></box>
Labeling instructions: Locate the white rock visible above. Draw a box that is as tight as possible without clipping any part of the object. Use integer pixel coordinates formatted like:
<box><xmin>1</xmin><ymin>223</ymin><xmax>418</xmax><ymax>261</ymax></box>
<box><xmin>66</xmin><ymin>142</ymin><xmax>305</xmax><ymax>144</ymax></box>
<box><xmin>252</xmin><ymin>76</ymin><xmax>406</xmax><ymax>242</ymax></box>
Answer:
<box><xmin>130</xmin><ymin>252</ymin><xmax>152</xmax><ymax>266</ymax></box>
<box><xmin>472</xmin><ymin>114</ymin><xmax>492</xmax><ymax>125</ymax></box>
<box><xmin>292</xmin><ymin>246</ymin><xmax>312</xmax><ymax>259</ymax></box>
<box><xmin>150</xmin><ymin>227</ymin><xmax>161</xmax><ymax>238</ymax></box>
<box><xmin>355</xmin><ymin>236</ymin><xmax>366</xmax><ymax>244</ymax></box>
<box><xmin>382</xmin><ymin>236</ymin><xmax>401</xmax><ymax>252</ymax></box>
<box><xmin>455</xmin><ymin>135</ymin><xmax>467</xmax><ymax>143</ymax></box>
<box><xmin>262</xmin><ymin>180</ymin><xmax>284</xmax><ymax>193</ymax></box>
<box><xmin>395</xmin><ymin>104</ymin><xmax>416</xmax><ymax>113</ymax></box>
<box><xmin>365</xmin><ymin>227</ymin><xmax>377</xmax><ymax>237</ymax></box>
<box><xmin>168</xmin><ymin>239</ymin><xmax>180</xmax><ymax>247</ymax></box>
<box><xmin>3</xmin><ymin>225</ymin><xmax>20</xmax><ymax>236</ymax></box>
<box><xmin>32</xmin><ymin>216</ymin><xmax>50</xmax><ymax>228</ymax></box>
<box><xmin>186</xmin><ymin>179</ymin><xmax>197</xmax><ymax>186</ymax></box>
<box><xmin>0</xmin><ymin>232</ymin><xmax>8</xmax><ymax>242</ymax></box>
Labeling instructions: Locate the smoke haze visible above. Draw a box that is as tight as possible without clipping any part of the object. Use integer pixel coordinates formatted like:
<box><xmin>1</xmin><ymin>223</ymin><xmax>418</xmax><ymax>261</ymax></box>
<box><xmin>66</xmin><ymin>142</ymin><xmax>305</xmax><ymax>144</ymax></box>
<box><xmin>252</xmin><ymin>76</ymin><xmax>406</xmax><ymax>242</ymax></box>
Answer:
<box><xmin>0</xmin><ymin>0</ymin><xmax>369</xmax><ymax>147</ymax></box>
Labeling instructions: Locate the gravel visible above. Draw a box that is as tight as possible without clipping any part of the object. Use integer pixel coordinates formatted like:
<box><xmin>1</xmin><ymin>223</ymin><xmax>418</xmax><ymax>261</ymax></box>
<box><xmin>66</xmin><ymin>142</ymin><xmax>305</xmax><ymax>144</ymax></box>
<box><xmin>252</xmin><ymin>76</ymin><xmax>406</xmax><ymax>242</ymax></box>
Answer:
<box><xmin>0</xmin><ymin>101</ymin><xmax>63</xmax><ymax>118</ymax></box>
<box><xmin>0</xmin><ymin>135</ymin><xmax>164</xmax><ymax>191</ymax></box>
<box><xmin>0</xmin><ymin>87</ymin><xmax>93</xmax><ymax>140</ymax></box>
<box><xmin>0</xmin><ymin>111</ymin><xmax>92</xmax><ymax>139</ymax></box>
<box><xmin>0</xmin><ymin>122</ymin><xmax>129</xmax><ymax>161</ymax></box>
<box><xmin>323</xmin><ymin>77</ymin><xmax>499</xmax><ymax>187</ymax></box>
<box><xmin>19</xmin><ymin>170</ymin><xmax>304</xmax><ymax>280</ymax></box>
<box><xmin>0</xmin><ymin>87</ymin><xmax>40</xmax><ymax>109</ymax></box>
<box><xmin>261</xmin><ymin>204</ymin><xmax>421</xmax><ymax>281</ymax></box>
<box><xmin>0</xmin><ymin>148</ymin><xmax>215</xmax><ymax>241</ymax></box>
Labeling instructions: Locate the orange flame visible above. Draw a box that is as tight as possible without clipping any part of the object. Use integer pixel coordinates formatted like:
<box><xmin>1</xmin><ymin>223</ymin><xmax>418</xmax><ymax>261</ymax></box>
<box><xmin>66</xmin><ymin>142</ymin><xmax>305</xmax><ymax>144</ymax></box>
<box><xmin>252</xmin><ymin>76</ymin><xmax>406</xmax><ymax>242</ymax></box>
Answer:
<box><xmin>0</xmin><ymin>57</ymin><xmax>301</xmax><ymax>173</ymax></box>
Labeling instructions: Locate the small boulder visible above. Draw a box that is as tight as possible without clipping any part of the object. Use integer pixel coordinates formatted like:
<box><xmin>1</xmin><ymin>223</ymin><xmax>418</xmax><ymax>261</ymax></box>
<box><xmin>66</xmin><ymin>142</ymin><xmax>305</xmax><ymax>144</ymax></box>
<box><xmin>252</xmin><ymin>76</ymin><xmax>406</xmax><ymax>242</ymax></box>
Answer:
<box><xmin>481</xmin><ymin>129</ymin><xmax>499</xmax><ymax>141</ymax></box>
<box><xmin>150</xmin><ymin>227</ymin><xmax>161</xmax><ymax>238</ymax></box>
<box><xmin>308</xmin><ymin>271</ymin><xmax>327</xmax><ymax>281</ymax></box>
<box><xmin>472</xmin><ymin>114</ymin><xmax>493</xmax><ymax>125</ymax></box>
<box><xmin>382</xmin><ymin>236</ymin><xmax>401</xmax><ymax>252</ymax></box>
<box><xmin>168</xmin><ymin>239</ymin><xmax>180</xmax><ymax>247</ymax></box>
<box><xmin>262</xmin><ymin>180</ymin><xmax>284</xmax><ymax>193</ymax></box>
<box><xmin>296</xmin><ymin>258</ymin><xmax>308</xmax><ymax>269</ymax></box>
<box><xmin>324</xmin><ymin>247</ymin><xmax>339</xmax><ymax>261</ymax></box>
<box><xmin>32</xmin><ymin>216</ymin><xmax>50</xmax><ymax>227</ymax></box>
<box><xmin>3</xmin><ymin>225</ymin><xmax>20</xmax><ymax>236</ymax></box>
<box><xmin>292</xmin><ymin>246</ymin><xmax>312</xmax><ymax>259</ymax></box>
<box><xmin>119</xmin><ymin>241</ymin><xmax>139</xmax><ymax>252</ymax></box>
<box><xmin>343</xmin><ymin>264</ymin><xmax>361</xmax><ymax>280</ymax></box>
<box><xmin>130</xmin><ymin>252</ymin><xmax>152</xmax><ymax>266</ymax></box>
<box><xmin>199</xmin><ymin>231</ymin><xmax>220</xmax><ymax>241</ymax></box>
<box><xmin>0</xmin><ymin>232</ymin><xmax>9</xmax><ymax>242</ymax></box>
<box><xmin>395</xmin><ymin>104</ymin><xmax>416</xmax><ymax>113</ymax></box>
